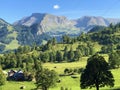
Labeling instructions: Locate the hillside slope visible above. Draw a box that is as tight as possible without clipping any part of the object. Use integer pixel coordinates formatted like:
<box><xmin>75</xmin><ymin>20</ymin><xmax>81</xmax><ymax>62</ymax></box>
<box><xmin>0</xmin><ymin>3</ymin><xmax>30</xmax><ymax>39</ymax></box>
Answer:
<box><xmin>0</xmin><ymin>13</ymin><xmax>120</xmax><ymax>52</ymax></box>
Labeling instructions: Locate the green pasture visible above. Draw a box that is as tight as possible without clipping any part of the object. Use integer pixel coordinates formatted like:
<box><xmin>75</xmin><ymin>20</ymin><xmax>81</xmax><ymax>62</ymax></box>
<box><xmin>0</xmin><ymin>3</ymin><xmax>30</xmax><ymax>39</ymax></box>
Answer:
<box><xmin>43</xmin><ymin>57</ymin><xmax>88</xmax><ymax>74</ymax></box>
<box><xmin>1</xmin><ymin>69</ymin><xmax>120</xmax><ymax>90</ymax></box>
<box><xmin>1</xmin><ymin>56</ymin><xmax>120</xmax><ymax>90</ymax></box>
<box><xmin>0</xmin><ymin>81</ymin><xmax>35</xmax><ymax>90</ymax></box>
<box><xmin>49</xmin><ymin>69</ymin><xmax>120</xmax><ymax>90</ymax></box>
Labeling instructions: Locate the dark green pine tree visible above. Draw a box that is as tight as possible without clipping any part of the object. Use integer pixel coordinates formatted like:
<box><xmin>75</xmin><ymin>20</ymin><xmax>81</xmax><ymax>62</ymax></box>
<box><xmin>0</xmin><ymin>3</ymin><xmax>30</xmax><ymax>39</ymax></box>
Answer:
<box><xmin>52</xmin><ymin>37</ymin><xmax>57</xmax><ymax>45</ymax></box>
<box><xmin>67</xmin><ymin>48</ymin><xmax>74</xmax><ymax>62</ymax></box>
<box><xmin>49</xmin><ymin>52</ymin><xmax>56</xmax><ymax>62</ymax></box>
<box><xmin>56</xmin><ymin>51</ymin><xmax>63</xmax><ymax>62</ymax></box>
<box><xmin>74</xmin><ymin>49</ymin><xmax>82</xmax><ymax>61</ymax></box>
<box><xmin>63</xmin><ymin>46</ymin><xmax>68</xmax><ymax>61</ymax></box>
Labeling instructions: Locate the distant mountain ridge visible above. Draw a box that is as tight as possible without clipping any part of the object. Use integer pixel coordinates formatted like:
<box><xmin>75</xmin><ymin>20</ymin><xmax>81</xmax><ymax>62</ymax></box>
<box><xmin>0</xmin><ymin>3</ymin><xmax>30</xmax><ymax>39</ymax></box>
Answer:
<box><xmin>14</xmin><ymin>13</ymin><xmax>120</xmax><ymax>33</ymax></box>
<box><xmin>75</xmin><ymin>16</ymin><xmax>120</xmax><ymax>32</ymax></box>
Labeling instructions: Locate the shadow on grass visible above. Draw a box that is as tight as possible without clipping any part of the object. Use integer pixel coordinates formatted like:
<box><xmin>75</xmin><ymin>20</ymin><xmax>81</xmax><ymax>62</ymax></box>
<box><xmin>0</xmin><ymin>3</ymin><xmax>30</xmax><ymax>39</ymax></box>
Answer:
<box><xmin>102</xmin><ymin>88</ymin><xmax>120</xmax><ymax>90</ymax></box>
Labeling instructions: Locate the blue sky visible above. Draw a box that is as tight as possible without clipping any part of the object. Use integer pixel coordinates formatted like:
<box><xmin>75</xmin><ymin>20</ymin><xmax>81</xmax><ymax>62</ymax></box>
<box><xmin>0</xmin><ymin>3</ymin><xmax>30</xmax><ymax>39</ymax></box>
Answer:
<box><xmin>0</xmin><ymin>0</ymin><xmax>120</xmax><ymax>23</ymax></box>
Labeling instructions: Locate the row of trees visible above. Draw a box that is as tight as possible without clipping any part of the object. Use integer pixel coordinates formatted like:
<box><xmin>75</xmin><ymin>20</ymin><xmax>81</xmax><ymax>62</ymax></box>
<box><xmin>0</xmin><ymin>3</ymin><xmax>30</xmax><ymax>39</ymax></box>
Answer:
<box><xmin>89</xmin><ymin>23</ymin><xmax>120</xmax><ymax>45</ymax></box>
<box><xmin>100</xmin><ymin>44</ymin><xmax>120</xmax><ymax>54</ymax></box>
<box><xmin>60</xmin><ymin>23</ymin><xmax>120</xmax><ymax>49</ymax></box>
<box><xmin>77</xmin><ymin>44</ymin><xmax>95</xmax><ymax>56</ymax></box>
<box><xmin>0</xmin><ymin>46</ymin><xmax>83</xmax><ymax>70</ymax></box>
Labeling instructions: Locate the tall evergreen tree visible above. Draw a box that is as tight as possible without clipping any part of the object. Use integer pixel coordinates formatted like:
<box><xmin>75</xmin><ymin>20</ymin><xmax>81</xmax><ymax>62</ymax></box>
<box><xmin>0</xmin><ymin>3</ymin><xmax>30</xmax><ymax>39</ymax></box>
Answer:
<box><xmin>74</xmin><ymin>49</ymin><xmax>82</xmax><ymax>61</ymax></box>
<box><xmin>56</xmin><ymin>51</ymin><xmax>63</xmax><ymax>62</ymax></box>
<box><xmin>52</xmin><ymin>37</ymin><xmax>57</xmax><ymax>45</ymax></box>
<box><xmin>68</xmin><ymin>48</ymin><xmax>74</xmax><ymax>62</ymax></box>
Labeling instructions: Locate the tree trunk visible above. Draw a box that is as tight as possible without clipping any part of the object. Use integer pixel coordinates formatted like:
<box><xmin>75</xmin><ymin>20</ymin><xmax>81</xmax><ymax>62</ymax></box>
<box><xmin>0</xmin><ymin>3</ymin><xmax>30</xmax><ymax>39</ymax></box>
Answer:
<box><xmin>45</xmin><ymin>87</ymin><xmax>48</xmax><ymax>90</ymax></box>
<box><xmin>95</xmin><ymin>83</ymin><xmax>99</xmax><ymax>90</ymax></box>
<box><xmin>42</xmin><ymin>86</ymin><xmax>48</xmax><ymax>90</ymax></box>
<box><xmin>96</xmin><ymin>85</ymin><xmax>99</xmax><ymax>90</ymax></box>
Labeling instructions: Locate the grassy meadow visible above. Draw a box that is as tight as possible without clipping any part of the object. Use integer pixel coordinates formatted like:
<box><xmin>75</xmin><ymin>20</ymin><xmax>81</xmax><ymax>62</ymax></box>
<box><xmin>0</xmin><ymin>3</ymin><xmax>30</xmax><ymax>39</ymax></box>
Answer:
<box><xmin>43</xmin><ymin>57</ymin><xmax>88</xmax><ymax>74</ymax></box>
<box><xmin>1</xmin><ymin>56</ymin><xmax>120</xmax><ymax>90</ymax></box>
<box><xmin>0</xmin><ymin>81</ymin><xmax>36</xmax><ymax>90</ymax></box>
<box><xmin>49</xmin><ymin>69</ymin><xmax>120</xmax><ymax>90</ymax></box>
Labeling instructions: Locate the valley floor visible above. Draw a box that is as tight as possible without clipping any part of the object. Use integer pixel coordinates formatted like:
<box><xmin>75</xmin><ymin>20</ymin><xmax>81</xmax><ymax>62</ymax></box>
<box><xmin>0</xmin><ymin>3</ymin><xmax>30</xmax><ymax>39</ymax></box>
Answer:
<box><xmin>1</xmin><ymin>56</ymin><xmax>120</xmax><ymax>90</ymax></box>
<box><xmin>1</xmin><ymin>69</ymin><xmax>120</xmax><ymax>90</ymax></box>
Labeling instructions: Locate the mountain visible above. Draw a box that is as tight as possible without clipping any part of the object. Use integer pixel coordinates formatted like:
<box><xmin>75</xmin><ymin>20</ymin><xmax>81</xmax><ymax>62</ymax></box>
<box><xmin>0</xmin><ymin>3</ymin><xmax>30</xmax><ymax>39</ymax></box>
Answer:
<box><xmin>14</xmin><ymin>13</ymin><xmax>46</xmax><ymax>26</ymax></box>
<box><xmin>0</xmin><ymin>18</ymin><xmax>10</xmax><ymax>27</ymax></box>
<box><xmin>14</xmin><ymin>14</ymin><xmax>120</xmax><ymax>34</ymax></box>
<box><xmin>0</xmin><ymin>13</ymin><xmax>120</xmax><ymax>53</ymax></box>
<box><xmin>75</xmin><ymin>16</ymin><xmax>120</xmax><ymax>32</ymax></box>
<box><xmin>0</xmin><ymin>19</ymin><xmax>17</xmax><ymax>52</ymax></box>
<box><xmin>14</xmin><ymin>13</ymin><xmax>80</xmax><ymax>36</ymax></box>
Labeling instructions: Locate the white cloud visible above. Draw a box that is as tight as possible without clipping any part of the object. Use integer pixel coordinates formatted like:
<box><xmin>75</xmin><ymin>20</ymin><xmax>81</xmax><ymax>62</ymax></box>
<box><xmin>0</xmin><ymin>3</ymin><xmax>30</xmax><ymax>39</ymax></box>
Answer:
<box><xmin>53</xmin><ymin>5</ymin><xmax>60</xmax><ymax>10</ymax></box>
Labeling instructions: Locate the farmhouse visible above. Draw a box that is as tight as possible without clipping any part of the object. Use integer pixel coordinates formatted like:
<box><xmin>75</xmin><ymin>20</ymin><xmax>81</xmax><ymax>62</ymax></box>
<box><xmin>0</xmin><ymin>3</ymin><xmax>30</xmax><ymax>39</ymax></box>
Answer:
<box><xmin>7</xmin><ymin>70</ymin><xmax>25</xmax><ymax>81</ymax></box>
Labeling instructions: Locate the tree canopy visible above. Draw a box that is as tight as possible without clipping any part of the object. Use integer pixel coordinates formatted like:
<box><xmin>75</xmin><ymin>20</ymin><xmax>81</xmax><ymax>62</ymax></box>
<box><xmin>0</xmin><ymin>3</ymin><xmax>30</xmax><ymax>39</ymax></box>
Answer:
<box><xmin>108</xmin><ymin>51</ymin><xmax>120</xmax><ymax>68</ymax></box>
<box><xmin>80</xmin><ymin>54</ymin><xmax>114</xmax><ymax>90</ymax></box>
<box><xmin>35</xmin><ymin>68</ymin><xmax>58</xmax><ymax>90</ymax></box>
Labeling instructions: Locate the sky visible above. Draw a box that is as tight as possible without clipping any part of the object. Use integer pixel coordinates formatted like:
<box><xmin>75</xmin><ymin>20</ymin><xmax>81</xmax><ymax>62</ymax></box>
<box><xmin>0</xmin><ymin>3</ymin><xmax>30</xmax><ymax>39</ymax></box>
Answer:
<box><xmin>0</xmin><ymin>0</ymin><xmax>120</xmax><ymax>23</ymax></box>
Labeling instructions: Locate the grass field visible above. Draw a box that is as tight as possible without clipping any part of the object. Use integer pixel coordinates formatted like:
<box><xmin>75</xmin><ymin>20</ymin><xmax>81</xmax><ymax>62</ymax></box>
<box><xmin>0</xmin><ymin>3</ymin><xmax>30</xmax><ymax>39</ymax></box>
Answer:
<box><xmin>49</xmin><ymin>69</ymin><xmax>120</xmax><ymax>90</ymax></box>
<box><xmin>1</xmin><ymin>69</ymin><xmax>120</xmax><ymax>90</ymax></box>
<box><xmin>43</xmin><ymin>57</ymin><xmax>88</xmax><ymax>74</ymax></box>
<box><xmin>1</xmin><ymin>56</ymin><xmax>120</xmax><ymax>90</ymax></box>
<box><xmin>0</xmin><ymin>81</ymin><xmax>36</xmax><ymax>90</ymax></box>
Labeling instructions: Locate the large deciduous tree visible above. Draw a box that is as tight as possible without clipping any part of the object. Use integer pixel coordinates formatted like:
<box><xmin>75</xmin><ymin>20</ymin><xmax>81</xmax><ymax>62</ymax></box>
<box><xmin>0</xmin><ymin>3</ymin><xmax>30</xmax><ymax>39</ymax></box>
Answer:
<box><xmin>80</xmin><ymin>54</ymin><xmax>114</xmax><ymax>90</ymax></box>
<box><xmin>108</xmin><ymin>51</ymin><xmax>120</xmax><ymax>68</ymax></box>
<box><xmin>35</xmin><ymin>69</ymin><xmax>58</xmax><ymax>90</ymax></box>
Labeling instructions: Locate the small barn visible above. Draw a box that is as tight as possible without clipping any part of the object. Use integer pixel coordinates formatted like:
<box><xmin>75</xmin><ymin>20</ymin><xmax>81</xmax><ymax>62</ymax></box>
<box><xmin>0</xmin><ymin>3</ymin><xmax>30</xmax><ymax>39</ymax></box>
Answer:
<box><xmin>7</xmin><ymin>70</ymin><xmax>24</xmax><ymax>81</ymax></box>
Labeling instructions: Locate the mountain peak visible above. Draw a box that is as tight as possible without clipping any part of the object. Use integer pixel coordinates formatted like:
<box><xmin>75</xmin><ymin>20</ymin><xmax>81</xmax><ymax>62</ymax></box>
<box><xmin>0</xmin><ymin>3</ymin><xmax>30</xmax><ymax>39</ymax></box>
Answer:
<box><xmin>0</xmin><ymin>18</ymin><xmax>10</xmax><ymax>27</ymax></box>
<box><xmin>31</xmin><ymin>13</ymin><xmax>46</xmax><ymax>17</ymax></box>
<box><xmin>13</xmin><ymin>13</ymin><xmax>71</xmax><ymax>27</ymax></box>
<box><xmin>13</xmin><ymin>13</ymin><xmax>47</xmax><ymax>26</ymax></box>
